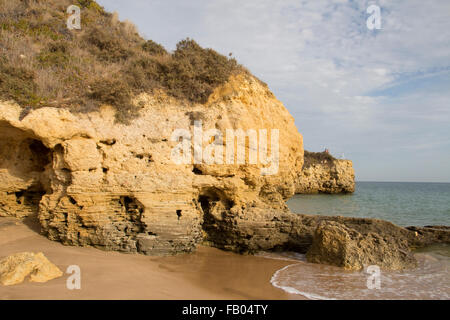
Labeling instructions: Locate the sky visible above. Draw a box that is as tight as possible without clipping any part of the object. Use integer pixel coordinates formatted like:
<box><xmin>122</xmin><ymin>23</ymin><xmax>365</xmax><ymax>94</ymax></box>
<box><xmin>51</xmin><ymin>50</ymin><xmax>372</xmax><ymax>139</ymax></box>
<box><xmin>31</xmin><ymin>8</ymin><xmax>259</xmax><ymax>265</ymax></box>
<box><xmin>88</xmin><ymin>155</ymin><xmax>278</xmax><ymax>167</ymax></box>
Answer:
<box><xmin>96</xmin><ymin>0</ymin><xmax>450</xmax><ymax>182</ymax></box>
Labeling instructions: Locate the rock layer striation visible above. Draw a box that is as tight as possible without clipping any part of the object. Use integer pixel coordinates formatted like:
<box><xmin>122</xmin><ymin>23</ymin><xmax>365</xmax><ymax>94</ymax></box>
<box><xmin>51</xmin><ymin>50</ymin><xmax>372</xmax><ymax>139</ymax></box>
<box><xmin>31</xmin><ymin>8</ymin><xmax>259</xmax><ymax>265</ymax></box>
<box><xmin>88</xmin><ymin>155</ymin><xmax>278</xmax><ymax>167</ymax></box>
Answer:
<box><xmin>0</xmin><ymin>74</ymin><xmax>303</xmax><ymax>255</ymax></box>
<box><xmin>0</xmin><ymin>74</ymin><xmax>448</xmax><ymax>270</ymax></box>
<box><xmin>295</xmin><ymin>152</ymin><xmax>355</xmax><ymax>194</ymax></box>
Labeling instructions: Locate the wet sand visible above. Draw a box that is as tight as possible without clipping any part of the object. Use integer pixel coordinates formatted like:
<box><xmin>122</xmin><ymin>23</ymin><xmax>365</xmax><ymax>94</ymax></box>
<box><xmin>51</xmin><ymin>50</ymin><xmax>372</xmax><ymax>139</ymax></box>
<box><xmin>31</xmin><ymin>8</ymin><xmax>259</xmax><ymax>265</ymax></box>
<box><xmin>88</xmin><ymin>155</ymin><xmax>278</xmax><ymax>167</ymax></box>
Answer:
<box><xmin>0</xmin><ymin>217</ymin><xmax>303</xmax><ymax>300</ymax></box>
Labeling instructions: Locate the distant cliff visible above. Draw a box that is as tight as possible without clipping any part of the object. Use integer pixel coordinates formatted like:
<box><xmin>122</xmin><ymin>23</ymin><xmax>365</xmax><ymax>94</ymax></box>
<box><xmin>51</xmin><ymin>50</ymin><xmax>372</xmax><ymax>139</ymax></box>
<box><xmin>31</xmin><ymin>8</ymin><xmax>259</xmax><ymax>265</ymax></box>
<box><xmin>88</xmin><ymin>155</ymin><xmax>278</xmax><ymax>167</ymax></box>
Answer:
<box><xmin>295</xmin><ymin>151</ymin><xmax>355</xmax><ymax>194</ymax></box>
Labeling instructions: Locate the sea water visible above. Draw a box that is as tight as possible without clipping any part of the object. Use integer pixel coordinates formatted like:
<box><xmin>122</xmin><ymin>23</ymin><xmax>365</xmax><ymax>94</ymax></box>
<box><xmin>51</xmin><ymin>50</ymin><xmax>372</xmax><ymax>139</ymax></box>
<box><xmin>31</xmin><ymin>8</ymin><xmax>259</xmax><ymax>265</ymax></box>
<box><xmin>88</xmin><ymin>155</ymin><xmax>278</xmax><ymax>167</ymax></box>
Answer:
<box><xmin>287</xmin><ymin>182</ymin><xmax>450</xmax><ymax>227</ymax></box>
<box><xmin>269</xmin><ymin>182</ymin><xmax>450</xmax><ymax>299</ymax></box>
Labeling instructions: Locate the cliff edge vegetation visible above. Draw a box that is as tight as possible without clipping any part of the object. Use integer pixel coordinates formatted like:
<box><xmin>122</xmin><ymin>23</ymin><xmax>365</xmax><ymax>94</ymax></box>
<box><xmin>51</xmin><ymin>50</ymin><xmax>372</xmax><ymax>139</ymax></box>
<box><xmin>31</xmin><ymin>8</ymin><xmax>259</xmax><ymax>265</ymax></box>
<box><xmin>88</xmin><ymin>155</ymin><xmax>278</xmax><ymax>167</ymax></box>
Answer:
<box><xmin>0</xmin><ymin>0</ymin><xmax>249</xmax><ymax>123</ymax></box>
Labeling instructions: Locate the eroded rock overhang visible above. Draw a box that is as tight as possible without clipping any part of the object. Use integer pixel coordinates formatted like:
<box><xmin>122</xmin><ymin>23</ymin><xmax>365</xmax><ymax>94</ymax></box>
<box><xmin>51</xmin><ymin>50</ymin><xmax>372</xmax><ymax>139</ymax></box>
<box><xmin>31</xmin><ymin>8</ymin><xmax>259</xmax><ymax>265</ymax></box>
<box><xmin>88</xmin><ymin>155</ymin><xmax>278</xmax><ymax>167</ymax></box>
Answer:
<box><xmin>0</xmin><ymin>74</ymin><xmax>305</xmax><ymax>256</ymax></box>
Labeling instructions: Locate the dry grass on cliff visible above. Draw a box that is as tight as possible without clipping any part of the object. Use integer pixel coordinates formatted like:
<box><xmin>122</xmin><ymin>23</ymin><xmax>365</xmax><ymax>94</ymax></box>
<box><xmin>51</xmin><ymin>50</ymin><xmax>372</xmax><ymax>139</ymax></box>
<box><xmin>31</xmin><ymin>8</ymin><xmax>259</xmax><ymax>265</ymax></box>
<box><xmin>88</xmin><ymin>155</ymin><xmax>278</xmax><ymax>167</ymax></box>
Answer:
<box><xmin>303</xmin><ymin>150</ymin><xmax>337</xmax><ymax>169</ymax></box>
<box><xmin>0</xmin><ymin>0</ymin><xmax>245</xmax><ymax>123</ymax></box>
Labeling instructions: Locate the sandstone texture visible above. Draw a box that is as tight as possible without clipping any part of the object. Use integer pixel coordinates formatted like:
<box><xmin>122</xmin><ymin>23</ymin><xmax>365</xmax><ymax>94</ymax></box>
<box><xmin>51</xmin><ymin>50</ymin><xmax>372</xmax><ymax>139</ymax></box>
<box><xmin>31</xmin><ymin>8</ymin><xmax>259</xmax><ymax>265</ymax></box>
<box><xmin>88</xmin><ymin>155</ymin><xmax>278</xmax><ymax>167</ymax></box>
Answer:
<box><xmin>0</xmin><ymin>74</ymin><xmax>303</xmax><ymax>255</ymax></box>
<box><xmin>0</xmin><ymin>252</ymin><xmax>63</xmax><ymax>286</ymax></box>
<box><xmin>200</xmin><ymin>210</ymin><xmax>450</xmax><ymax>254</ymax></box>
<box><xmin>305</xmin><ymin>221</ymin><xmax>416</xmax><ymax>270</ymax></box>
<box><xmin>296</xmin><ymin>156</ymin><xmax>355</xmax><ymax>194</ymax></box>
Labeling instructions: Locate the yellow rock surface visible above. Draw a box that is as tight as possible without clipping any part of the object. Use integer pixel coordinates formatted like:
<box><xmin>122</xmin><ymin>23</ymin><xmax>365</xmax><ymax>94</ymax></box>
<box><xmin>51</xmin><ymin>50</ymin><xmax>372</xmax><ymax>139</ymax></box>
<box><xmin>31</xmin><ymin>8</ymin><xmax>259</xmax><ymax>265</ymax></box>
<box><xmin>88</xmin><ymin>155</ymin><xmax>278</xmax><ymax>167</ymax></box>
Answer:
<box><xmin>0</xmin><ymin>74</ymin><xmax>304</xmax><ymax>255</ymax></box>
<box><xmin>296</xmin><ymin>159</ymin><xmax>355</xmax><ymax>194</ymax></box>
<box><xmin>0</xmin><ymin>252</ymin><xmax>63</xmax><ymax>286</ymax></box>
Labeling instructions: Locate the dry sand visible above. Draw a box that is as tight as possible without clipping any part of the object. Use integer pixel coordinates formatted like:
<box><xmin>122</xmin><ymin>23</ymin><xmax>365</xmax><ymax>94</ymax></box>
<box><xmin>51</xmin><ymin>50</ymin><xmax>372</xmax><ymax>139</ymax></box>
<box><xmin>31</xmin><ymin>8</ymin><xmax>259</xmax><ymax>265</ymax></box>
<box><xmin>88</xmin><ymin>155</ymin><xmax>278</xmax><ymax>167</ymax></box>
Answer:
<box><xmin>0</xmin><ymin>217</ymin><xmax>303</xmax><ymax>300</ymax></box>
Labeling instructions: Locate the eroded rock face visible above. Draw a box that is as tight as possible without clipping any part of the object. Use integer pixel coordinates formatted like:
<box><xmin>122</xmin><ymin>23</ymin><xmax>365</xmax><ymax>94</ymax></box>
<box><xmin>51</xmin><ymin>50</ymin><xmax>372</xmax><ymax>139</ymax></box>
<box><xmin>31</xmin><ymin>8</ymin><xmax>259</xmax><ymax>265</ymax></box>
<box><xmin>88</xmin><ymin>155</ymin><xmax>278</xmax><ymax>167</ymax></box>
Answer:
<box><xmin>296</xmin><ymin>158</ymin><xmax>355</xmax><ymax>194</ymax></box>
<box><xmin>406</xmin><ymin>225</ymin><xmax>450</xmax><ymax>248</ymax></box>
<box><xmin>0</xmin><ymin>73</ymin><xmax>447</xmax><ymax>267</ymax></box>
<box><xmin>305</xmin><ymin>221</ymin><xmax>417</xmax><ymax>270</ymax></box>
<box><xmin>0</xmin><ymin>74</ymin><xmax>303</xmax><ymax>255</ymax></box>
<box><xmin>0</xmin><ymin>252</ymin><xmax>63</xmax><ymax>286</ymax></box>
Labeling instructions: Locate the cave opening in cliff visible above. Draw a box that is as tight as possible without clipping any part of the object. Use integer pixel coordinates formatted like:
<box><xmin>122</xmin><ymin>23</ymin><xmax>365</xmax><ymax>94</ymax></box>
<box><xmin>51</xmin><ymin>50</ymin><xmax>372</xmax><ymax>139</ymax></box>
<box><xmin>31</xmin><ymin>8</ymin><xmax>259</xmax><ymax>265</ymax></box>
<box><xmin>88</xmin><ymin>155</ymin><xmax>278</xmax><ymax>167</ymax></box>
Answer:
<box><xmin>13</xmin><ymin>139</ymin><xmax>51</xmax><ymax>219</ymax></box>
<box><xmin>198</xmin><ymin>188</ymin><xmax>235</xmax><ymax>243</ymax></box>
<box><xmin>192</xmin><ymin>166</ymin><xmax>203</xmax><ymax>175</ymax></box>
<box><xmin>28</xmin><ymin>139</ymin><xmax>51</xmax><ymax>169</ymax></box>
<box><xmin>199</xmin><ymin>194</ymin><xmax>216</xmax><ymax>216</ymax></box>
<box><xmin>8</xmin><ymin>187</ymin><xmax>46</xmax><ymax>217</ymax></box>
<box><xmin>119</xmin><ymin>196</ymin><xmax>145</xmax><ymax>234</ymax></box>
<box><xmin>0</xmin><ymin>122</ymin><xmax>52</xmax><ymax>221</ymax></box>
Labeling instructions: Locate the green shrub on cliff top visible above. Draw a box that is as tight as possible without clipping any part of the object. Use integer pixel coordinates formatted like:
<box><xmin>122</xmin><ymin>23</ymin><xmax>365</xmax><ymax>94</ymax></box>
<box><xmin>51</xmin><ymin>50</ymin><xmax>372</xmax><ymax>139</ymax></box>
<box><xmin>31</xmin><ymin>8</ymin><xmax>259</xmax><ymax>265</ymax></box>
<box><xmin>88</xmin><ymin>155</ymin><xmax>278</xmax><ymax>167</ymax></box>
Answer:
<box><xmin>0</xmin><ymin>58</ymin><xmax>42</xmax><ymax>107</ymax></box>
<box><xmin>303</xmin><ymin>151</ymin><xmax>337</xmax><ymax>169</ymax></box>
<box><xmin>142</xmin><ymin>40</ymin><xmax>167</xmax><ymax>56</ymax></box>
<box><xmin>0</xmin><ymin>0</ymin><xmax>246</xmax><ymax>123</ymax></box>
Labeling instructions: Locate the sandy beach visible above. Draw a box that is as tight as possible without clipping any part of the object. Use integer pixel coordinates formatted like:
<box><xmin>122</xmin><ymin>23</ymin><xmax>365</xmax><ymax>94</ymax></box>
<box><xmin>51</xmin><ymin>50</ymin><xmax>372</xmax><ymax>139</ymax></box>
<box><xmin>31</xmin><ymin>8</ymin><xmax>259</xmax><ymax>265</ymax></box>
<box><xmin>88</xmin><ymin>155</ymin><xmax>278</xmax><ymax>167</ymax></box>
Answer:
<box><xmin>0</xmin><ymin>217</ymin><xmax>303</xmax><ymax>300</ymax></box>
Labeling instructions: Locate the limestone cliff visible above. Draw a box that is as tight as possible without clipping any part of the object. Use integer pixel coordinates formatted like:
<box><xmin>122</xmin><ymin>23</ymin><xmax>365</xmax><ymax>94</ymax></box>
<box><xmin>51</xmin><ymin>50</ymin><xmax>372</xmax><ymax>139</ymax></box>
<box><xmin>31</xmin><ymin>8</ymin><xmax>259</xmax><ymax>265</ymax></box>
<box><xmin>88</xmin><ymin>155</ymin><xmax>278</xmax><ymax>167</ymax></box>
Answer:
<box><xmin>295</xmin><ymin>151</ymin><xmax>355</xmax><ymax>194</ymax></box>
<box><xmin>0</xmin><ymin>252</ymin><xmax>63</xmax><ymax>286</ymax></box>
<box><xmin>0</xmin><ymin>74</ymin><xmax>303</xmax><ymax>255</ymax></box>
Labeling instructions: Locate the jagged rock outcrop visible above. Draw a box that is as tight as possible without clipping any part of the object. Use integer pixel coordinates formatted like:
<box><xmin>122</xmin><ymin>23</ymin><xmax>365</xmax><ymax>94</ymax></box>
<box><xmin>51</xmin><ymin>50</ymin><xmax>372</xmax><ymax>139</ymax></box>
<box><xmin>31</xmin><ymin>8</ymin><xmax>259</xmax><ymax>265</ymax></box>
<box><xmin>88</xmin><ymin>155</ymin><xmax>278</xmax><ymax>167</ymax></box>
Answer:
<box><xmin>0</xmin><ymin>252</ymin><xmax>63</xmax><ymax>286</ymax></box>
<box><xmin>0</xmin><ymin>74</ymin><xmax>303</xmax><ymax>255</ymax></box>
<box><xmin>202</xmin><ymin>210</ymin><xmax>449</xmax><ymax>270</ymax></box>
<box><xmin>194</xmin><ymin>207</ymin><xmax>450</xmax><ymax>258</ymax></box>
<box><xmin>305</xmin><ymin>221</ymin><xmax>417</xmax><ymax>270</ymax></box>
<box><xmin>295</xmin><ymin>152</ymin><xmax>355</xmax><ymax>194</ymax></box>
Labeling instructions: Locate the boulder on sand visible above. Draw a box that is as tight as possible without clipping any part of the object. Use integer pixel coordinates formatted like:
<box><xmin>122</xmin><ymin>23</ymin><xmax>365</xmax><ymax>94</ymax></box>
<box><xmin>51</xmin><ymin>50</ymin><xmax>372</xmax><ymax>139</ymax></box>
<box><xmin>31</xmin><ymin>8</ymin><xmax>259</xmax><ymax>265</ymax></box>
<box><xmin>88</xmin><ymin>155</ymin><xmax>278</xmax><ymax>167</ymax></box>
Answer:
<box><xmin>0</xmin><ymin>252</ymin><xmax>63</xmax><ymax>286</ymax></box>
<box><xmin>306</xmin><ymin>221</ymin><xmax>417</xmax><ymax>270</ymax></box>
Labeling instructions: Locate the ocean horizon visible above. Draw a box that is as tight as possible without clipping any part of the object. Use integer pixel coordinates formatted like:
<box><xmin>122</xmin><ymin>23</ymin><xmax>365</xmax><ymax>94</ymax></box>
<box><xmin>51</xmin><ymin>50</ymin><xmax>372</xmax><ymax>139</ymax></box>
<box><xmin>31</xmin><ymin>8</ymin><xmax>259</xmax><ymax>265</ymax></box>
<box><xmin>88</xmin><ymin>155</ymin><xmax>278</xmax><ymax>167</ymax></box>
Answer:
<box><xmin>287</xmin><ymin>181</ymin><xmax>450</xmax><ymax>227</ymax></box>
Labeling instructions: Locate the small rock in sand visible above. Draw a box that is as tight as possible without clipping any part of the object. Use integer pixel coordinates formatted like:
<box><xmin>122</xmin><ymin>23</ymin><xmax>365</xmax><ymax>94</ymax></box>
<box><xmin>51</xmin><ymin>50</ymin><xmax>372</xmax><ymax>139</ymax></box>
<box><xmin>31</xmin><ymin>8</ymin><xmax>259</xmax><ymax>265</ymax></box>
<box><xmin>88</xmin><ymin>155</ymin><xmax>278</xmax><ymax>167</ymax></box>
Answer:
<box><xmin>0</xmin><ymin>252</ymin><xmax>63</xmax><ymax>286</ymax></box>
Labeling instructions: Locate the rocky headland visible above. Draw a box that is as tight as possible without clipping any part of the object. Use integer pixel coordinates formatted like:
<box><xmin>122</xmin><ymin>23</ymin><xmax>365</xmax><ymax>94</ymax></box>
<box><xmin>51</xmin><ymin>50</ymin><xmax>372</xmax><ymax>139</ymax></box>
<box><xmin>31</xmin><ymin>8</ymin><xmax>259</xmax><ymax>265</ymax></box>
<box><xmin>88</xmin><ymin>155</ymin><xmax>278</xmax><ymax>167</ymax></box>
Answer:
<box><xmin>295</xmin><ymin>151</ymin><xmax>355</xmax><ymax>194</ymax></box>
